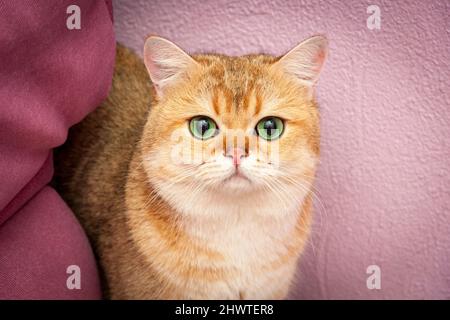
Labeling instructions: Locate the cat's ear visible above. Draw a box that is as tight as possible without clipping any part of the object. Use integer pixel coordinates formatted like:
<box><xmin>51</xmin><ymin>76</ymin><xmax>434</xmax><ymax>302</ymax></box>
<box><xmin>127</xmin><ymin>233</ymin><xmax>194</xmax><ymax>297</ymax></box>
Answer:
<box><xmin>144</xmin><ymin>36</ymin><xmax>199</xmax><ymax>98</ymax></box>
<box><xmin>273</xmin><ymin>35</ymin><xmax>328</xmax><ymax>87</ymax></box>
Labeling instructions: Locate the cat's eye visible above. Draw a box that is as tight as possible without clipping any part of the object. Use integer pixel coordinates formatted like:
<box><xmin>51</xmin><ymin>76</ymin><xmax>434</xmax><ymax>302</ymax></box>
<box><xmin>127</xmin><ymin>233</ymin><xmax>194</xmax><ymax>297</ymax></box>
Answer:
<box><xmin>255</xmin><ymin>117</ymin><xmax>284</xmax><ymax>141</ymax></box>
<box><xmin>189</xmin><ymin>116</ymin><xmax>218</xmax><ymax>140</ymax></box>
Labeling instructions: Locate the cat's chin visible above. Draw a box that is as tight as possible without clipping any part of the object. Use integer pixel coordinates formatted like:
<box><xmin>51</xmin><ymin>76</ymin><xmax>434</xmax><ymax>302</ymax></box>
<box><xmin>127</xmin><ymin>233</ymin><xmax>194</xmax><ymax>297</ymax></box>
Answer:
<box><xmin>220</xmin><ymin>172</ymin><xmax>253</xmax><ymax>191</ymax></box>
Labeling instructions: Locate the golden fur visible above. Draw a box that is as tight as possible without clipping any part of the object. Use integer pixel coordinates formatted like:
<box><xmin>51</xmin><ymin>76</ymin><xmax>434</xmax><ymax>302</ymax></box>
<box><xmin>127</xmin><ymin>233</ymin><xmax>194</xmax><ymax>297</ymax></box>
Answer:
<box><xmin>54</xmin><ymin>36</ymin><xmax>327</xmax><ymax>299</ymax></box>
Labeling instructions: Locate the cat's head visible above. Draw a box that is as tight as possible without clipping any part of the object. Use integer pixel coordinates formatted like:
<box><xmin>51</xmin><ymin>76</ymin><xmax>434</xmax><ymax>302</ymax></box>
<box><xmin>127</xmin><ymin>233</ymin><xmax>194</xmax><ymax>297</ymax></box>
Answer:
<box><xmin>140</xmin><ymin>36</ymin><xmax>327</xmax><ymax>217</ymax></box>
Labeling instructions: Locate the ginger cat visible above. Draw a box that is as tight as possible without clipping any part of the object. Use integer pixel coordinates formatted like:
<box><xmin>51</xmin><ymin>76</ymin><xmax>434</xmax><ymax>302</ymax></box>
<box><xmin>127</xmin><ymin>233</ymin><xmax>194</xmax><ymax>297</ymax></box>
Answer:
<box><xmin>54</xmin><ymin>35</ymin><xmax>328</xmax><ymax>299</ymax></box>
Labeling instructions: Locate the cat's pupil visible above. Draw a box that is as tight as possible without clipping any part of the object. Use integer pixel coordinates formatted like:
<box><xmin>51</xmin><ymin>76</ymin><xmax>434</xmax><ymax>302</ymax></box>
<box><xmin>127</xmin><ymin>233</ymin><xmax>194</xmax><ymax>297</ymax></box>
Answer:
<box><xmin>197</xmin><ymin>119</ymin><xmax>210</xmax><ymax>135</ymax></box>
<box><xmin>264</xmin><ymin>119</ymin><xmax>276</xmax><ymax>135</ymax></box>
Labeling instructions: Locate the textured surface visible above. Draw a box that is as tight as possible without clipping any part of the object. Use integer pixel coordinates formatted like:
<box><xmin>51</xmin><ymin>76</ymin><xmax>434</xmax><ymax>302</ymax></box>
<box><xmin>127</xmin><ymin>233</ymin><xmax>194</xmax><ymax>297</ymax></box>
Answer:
<box><xmin>112</xmin><ymin>0</ymin><xmax>450</xmax><ymax>299</ymax></box>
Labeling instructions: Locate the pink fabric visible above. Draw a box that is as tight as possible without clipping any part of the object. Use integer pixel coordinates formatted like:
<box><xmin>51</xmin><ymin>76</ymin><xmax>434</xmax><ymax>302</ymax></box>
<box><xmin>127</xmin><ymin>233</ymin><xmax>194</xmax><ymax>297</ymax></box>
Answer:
<box><xmin>0</xmin><ymin>0</ymin><xmax>115</xmax><ymax>299</ymax></box>
<box><xmin>0</xmin><ymin>187</ymin><xmax>101</xmax><ymax>299</ymax></box>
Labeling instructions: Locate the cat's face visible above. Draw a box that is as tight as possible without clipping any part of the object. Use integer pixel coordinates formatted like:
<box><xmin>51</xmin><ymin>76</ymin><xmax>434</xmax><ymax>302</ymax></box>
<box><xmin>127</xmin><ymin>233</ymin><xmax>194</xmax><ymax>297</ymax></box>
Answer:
<box><xmin>140</xmin><ymin>36</ymin><xmax>327</xmax><ymax>216</ymax></box>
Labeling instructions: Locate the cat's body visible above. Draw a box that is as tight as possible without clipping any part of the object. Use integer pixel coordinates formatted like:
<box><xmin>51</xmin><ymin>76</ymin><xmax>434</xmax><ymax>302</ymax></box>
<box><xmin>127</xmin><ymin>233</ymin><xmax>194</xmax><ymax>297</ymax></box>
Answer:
<box><xmin>55</xmin><ymin>37</ymin><xmax>327</xmax><ymax>299</ymax></box>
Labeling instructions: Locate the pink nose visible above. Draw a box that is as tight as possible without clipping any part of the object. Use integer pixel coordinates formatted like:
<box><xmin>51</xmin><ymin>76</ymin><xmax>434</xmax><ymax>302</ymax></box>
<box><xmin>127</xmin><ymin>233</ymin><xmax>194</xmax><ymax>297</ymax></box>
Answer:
<box><xmin>225</xmin><ymin>147</ymin><xmax>246</xmax><ymax>166</ymax></box>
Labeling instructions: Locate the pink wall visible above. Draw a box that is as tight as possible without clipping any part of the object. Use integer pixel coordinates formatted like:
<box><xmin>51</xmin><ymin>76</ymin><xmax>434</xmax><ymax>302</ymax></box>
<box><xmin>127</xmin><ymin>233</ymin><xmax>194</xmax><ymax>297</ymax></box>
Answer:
<box><xmin>112</xmin><ymin>0</ymin><xmax>450</xmax><ymax>299</ymax></box>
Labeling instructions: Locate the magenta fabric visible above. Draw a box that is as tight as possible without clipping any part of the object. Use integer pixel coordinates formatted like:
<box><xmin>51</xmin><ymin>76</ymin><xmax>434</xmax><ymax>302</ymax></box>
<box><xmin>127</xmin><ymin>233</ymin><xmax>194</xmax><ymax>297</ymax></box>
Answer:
<box><xmin>0</xmin><ymin>0</ymin><xmax>115</xmax><ymax>299</ymax></box>
<box><xmin>0</xmin><ymin>187</ymin><xmax>101</xmax><ymax>299</ymax></box>
<box><xmin>112</xmin><ymin>0</ymin><xmax>450</xmax><ymax>299</ymax></box>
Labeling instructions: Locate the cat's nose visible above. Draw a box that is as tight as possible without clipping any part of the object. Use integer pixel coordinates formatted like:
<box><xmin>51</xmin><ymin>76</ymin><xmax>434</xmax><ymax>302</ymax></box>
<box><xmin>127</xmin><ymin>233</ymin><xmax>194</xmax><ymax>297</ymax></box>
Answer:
<box><xmin>225</xmin><ymin>147</ymin><xmax>247</xmax><ymax>166</ymax></box>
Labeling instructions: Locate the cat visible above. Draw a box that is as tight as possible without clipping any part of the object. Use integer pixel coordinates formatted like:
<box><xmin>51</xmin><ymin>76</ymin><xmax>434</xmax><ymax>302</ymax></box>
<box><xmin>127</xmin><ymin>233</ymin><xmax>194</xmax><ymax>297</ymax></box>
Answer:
<box><xmin>54</xmin><ymin>35</ymin><xmax>328</xmax><ymax>299</ymax></box>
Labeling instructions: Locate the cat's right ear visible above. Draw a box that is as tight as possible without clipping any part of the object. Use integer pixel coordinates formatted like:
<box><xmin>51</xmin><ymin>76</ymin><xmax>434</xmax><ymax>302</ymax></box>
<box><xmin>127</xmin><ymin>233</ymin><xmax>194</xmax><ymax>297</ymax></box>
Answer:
<box><xmin>273</xmin><ymin>35</ymin><xmax>328</xmax><ymax>87</ymax></box>
<box><xmin>144</xmin><ymin>36</ymin><xmax>199</xmax><ymax>98</ymax></box>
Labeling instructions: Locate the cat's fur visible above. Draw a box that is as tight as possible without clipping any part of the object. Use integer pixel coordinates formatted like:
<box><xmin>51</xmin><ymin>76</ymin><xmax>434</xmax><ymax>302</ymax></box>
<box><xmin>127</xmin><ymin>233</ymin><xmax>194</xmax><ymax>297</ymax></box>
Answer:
<box><xmin>54</xmin><ymin>36</ymin><xmax>327</xmax><ymax>299</ymax></box>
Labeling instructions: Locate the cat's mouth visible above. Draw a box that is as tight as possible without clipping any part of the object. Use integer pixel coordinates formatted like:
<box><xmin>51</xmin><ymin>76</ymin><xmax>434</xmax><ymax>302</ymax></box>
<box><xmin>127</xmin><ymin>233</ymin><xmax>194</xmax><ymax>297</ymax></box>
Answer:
<box><xmin>222</xmin><ymin>169</ymin><xmax>251</xmax><ymax>184</ymax></box>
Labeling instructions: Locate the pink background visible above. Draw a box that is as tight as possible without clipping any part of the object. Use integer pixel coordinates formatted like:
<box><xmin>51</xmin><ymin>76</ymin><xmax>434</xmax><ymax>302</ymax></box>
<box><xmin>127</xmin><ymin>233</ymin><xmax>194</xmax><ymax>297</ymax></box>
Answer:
<box><xmin>112</xmin><ymin>0</ymin><xmax>450</xmax><ymax>299</ymax></box>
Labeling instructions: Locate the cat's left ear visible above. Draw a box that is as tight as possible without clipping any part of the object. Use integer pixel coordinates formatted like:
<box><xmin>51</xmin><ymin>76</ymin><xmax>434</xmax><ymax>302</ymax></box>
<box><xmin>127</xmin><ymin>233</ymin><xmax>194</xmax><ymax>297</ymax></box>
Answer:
<box><xmin>273</xmin><ymin>35</ymin><xmax>328</xmax><ymax>87</ymax></box>
<box><xmin>144</xmin><ymin>36</ymin><xmax>199</xmax><ymax>98</ymax></box>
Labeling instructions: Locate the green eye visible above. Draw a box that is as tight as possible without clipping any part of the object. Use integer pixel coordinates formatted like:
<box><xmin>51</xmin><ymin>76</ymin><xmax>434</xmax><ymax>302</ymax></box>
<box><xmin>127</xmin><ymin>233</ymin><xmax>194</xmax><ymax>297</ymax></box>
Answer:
<box><xmin>256</xmin><ymin>117</ymin><xmax>284</xmax><ymax>140</ymax></box>
<box><xmin>189</xmin><ymin>116</ymin><xmax>218</xmax><ymax>140</ymax></box>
